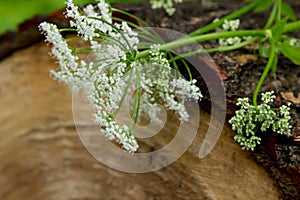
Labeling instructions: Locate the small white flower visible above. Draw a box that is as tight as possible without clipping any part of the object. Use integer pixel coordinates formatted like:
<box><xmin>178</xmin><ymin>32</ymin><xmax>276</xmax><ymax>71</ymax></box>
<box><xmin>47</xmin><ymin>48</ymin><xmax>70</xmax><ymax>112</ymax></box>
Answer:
<box><xmin>150</xmin><ymin>0</ymin><xmax>182</xmax><ymax>16</ymax></box>
<box><xmin>39</xmin><ymin>0</ymin><xmax>202</xmax><ymax>153</ymax></box>
<box><xmin>170</xmin><ymin>78</ymin><xmax>202</xmax><ymax>101</ymax></box>
<box><xmin>222</xmin><ymin>19</ymin><xmax>240</xmax><ymax>31</ymax></box>
<box><xmin>217</xmin><ymin>19</ymin><xmax>251</xmax><ymax>47</ymax></box>
<box><xmin>229</xmin><ymin>91</ymin><xmax>292</xmax><ymax>151</ymax></box>
<box><xmin>66</xmin><ymin>0</ymin><xmax>114</xmax><ymax>40</ymax></box>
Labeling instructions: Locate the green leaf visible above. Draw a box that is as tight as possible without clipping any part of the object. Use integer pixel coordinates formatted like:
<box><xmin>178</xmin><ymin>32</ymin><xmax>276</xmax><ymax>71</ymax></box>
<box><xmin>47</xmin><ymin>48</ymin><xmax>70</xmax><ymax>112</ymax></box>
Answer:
<box><xmin>278</xmin><ymin>41</ymin><xmax>300</xmax><ymax>65</ymax></box>
<box><xmin>271</xmin><ymin>18</ymin><xmax>287</xmax><ymax>40</ymax></box>
<box><xmin>253</xmin><ymin>0</ymin><xmax>273</xmax><ymax>13</ymax></box>
<box><xmin>281</xmin><ymin>2</ymin><xmax>297</xmax><ymax>21</ymax></box>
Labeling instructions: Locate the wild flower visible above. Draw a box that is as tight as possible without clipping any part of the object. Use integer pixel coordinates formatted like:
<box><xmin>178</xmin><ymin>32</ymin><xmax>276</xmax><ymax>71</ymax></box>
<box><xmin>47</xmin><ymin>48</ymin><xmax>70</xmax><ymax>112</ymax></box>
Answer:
<box><xmin>214</xmin><ymin>18</ymin><xmax>253</xmax><ymax>47</ymax></box>
<box><xmin>150</xmin><ymin>0</ymin><xmax>182</xmax><ymax>16</ymax></box>
<box><xmin>229</xmin><ymin>91</ymin><xmax>292</xmax><ymax>151</ymax></box>
<box><xmin>39</xmin><ymin>0</ymin><xmax>202</xmax><ymax>152</ymax></box>
<box><xmin>137</xmin><ymin>44</ymin><xmax>202</xmax><ymax>122</ymax></box>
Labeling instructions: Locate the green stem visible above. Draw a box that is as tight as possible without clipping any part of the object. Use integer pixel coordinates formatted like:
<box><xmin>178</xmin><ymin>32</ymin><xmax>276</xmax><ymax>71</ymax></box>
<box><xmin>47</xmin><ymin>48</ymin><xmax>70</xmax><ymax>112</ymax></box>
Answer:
<box><xmin>59</xmin><ymin>28</ymin><xmax>77</xmax><ymax>33</ymax></box>
<box><xmin>168</xmin><ymin>52</ymin><xmax>180</xmax><ymax>73</ymax></box>
<box><xmin>276</xmin><ymin>0</ymin><xmax>282</xmax><ymax>22</ymax></box>
<box><xmin>169</xmin><ymin>36</ymin><xmax>259</xmax><ymax>63</ymax></box>
<box><xmin>89</xmin><ymin>16</ymin><xmax>133</xmax><ymax>52</ymax></box>
<box><xmin>65</xmin><ymin>37</ymin><xmax>85</xmax><ymax>42</ymax></box>
<box><xmin>283</xmin><ymin>21</ymin><xmax>300</xmax><ymax>33</ymax></box>
<box><xmin>252</xmin><ymin>40</ymin><xmax>276</xmax><ymax>107</ymax></box>
<box><xmin>188</xmin><ymin>0</ymin><xmax>263</xmax><ymax>36</ymax></box>
<box><xmin>112</xmin><ymin>17</ymin><xmax>159</xmax><ymax>43</ymax></box>
<box><xmin>181</xmin><ymin>58</ymin><xmax>192</xmax><ymax>81</ymax></box>
<box><xmin>131</xmin><ymin>68</ymin><xmax>141</xmax><ymax>128</ymax></box>
<box><xmin>136</xmin><ymin>30</ymin><xmax>266</xmax><ymax>59</ymax></box>
<box><xmin>264</xmin><ymin>2</ymin><xmax>278</xmax><ymax>29</ymax></box>
<box><xmin>113</xmin><ymin>69</ymin><xmax>133</xmax><ymax>117</ymax></box>
<box><xmin>112</xmin><ymin>8</ymin><xmax>164</xmax><ymax>44</ymax></box>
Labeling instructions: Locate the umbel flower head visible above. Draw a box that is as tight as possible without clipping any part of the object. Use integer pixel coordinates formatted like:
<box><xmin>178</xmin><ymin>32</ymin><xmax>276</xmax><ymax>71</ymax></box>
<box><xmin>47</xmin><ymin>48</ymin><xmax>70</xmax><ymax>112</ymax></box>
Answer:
<box><xmin>39</xmin><ymin>0</ymin><xmax>202</xmax><ymax>152</ymax></box>
<box><xmin>229</xmin><ymin>91</ymin><xmax>292</xmax><ymax>151</ymax></box>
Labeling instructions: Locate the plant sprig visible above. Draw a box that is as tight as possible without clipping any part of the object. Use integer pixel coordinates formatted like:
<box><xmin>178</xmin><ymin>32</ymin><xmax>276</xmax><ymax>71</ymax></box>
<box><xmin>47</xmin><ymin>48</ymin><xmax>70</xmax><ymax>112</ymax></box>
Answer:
<box><xmin>39</xmin><ymin>0</ymin><xmax>299</xmax><ymax>152</ymax></box>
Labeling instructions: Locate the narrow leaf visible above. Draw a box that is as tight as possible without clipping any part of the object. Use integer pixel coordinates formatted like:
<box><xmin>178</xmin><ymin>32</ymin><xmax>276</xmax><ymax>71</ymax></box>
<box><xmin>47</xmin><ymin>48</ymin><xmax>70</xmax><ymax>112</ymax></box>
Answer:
<box><xmin>281</xmin><ymin>2</ymin><xmax>297</xmax><ymax>21</ymax></box>
<box><xmin>253</xmin><ymin>0</ymin><xmax>273</xmax><ymax>13</ymax></box>
<box><xmin>279</xmin><ymin>42</ymin><xmax>300</xmax><ymax>65</ymax></box>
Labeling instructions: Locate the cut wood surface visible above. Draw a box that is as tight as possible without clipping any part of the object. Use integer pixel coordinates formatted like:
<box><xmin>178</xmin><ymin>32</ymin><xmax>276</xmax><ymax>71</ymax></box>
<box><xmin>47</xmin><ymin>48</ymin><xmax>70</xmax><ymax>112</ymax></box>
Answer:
<box><xmin>0</xmin><ymin>41</ymin><xmax>281</xmax><ymax>199</ymax></box>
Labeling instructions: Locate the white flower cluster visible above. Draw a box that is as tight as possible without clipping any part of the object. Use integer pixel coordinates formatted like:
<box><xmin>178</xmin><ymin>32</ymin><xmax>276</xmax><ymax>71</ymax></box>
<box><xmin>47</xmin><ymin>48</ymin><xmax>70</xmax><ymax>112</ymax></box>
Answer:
<box><xmin>150</xmin><ymin>0</ymin><xmax>182</xmax><ymax>16</ymax></box>
<box><xmin>137</xmin><ymin>45</ymin><xmax>202</xmax><ymax>122</ymax></box>
<box><xmin>222</xmin><ymin>19</ymin><xmax>240</xmax><ymax>31</ymax></box>
<box><xmin>215</xmin><ymin>19</ymin><xmax>252</xmax><ymax>47</ymax></box>
<box><xmin>39</xmin><ymin>0</ymin><xmax>202</xmax><ymax>152</ymax></box>
<box><xmin>38</xmin><ymin>22</ymin><xmax>81</xmax><ymax>88</ymax></box>
<box><xmin>39</xmin><ymin>0</ymin><xmax>139</xmax><ymax>152</ymax></box>
<box><xmin>229</xmin><ymin>91</ymin><xmax>292</xmax><ymax>151</ymax></box>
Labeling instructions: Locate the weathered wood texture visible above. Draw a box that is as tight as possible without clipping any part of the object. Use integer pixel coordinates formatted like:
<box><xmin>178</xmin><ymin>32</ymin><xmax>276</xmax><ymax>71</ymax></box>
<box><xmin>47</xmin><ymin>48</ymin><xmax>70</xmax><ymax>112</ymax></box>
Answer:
<box><xmin>0</xmin><ymin>41</ymin><xmax>281</xmax><ymax>199</ymax></box>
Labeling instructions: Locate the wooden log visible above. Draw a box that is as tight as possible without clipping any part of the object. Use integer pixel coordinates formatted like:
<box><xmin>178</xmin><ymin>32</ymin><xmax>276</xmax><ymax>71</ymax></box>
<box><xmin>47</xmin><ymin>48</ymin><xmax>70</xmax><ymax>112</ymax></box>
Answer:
<box><xmin>0</xmin><ymin>40</ymin><xmax>281</xmax><ymax>199</ymax></box>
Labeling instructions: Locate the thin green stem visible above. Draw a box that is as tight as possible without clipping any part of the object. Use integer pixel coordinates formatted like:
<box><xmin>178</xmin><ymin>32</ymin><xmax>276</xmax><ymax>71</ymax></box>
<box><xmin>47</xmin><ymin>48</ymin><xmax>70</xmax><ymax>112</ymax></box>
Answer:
<box><xmin>159</xmin><ymin>30</ymin><xmax>265</xmax><ymax>51</ymax></box>
<box><xmin>65</xmin><ymin>37</ymin><xmax>85</xmax><ymax>42</ymax></box>
<box><xmin>206</xmin><ymin>36</ymin><xmax>258</xmax><ymax>52</ymax></box>
<box><xmin>137</xmin><ymin>30</ymin><xmax>266</xmax><ymax>59</ymax></box>
<box><xmin>112</xmin><ymin>17</ymin><xmax>159</xmax><ymax>43</ymax></box>
<box><xmin>168</xmin><ymin>52</ymin><xmax>180</xmax><ymax>73</ymax></box>
<box><xmin>283</xmin><ymin>21</ymin><xmax>300</xmax><ymax>33</ymax></box>
<box><xmin>112</xmin><ymin>8</ymin><xmax>163</xmax><ymax>43</ymax></box>
<box><xmin>169</xmin><ymin>36</ymin><xmax>259</xmax><ymax>63</ymax></box>
<box><xmin>112</xmin><ymin>8</ymin><xmax>149</xmax><ymax>27</ymax></box>
<box><xmin>88</xmin><ymin>16</ymin><xmax>133</xmax><ymax>52</ymax></box>
<box><xmin>181</xmin><ymin>58</ymin><xmax>192</xmax><ymax>81</ymax></box>
<box><xmin>135</xmin><ymin>31</ymin><xmax>160</xmax><ymax>43</ymax></box>
<box><xmin>253</xmin><ymin>40</ymin><xmax>276</xmax><ymax>107</ymax></box>
<box><xmin>264</xmin><ymin>2</ymin><xmax>278</xmax><ymax>29</ymax></box>
<box><xmin>131</xmin><ymin>68</ymin><xmax>141</xmax><ymax>128</ymax></box>
<box><xmin>95</xmin><ymin>35</ymin><xmax>128</xmax><ymax>51</ymax></box>
<box><xmin>277</xmin><ymin>0</ymin><xmax>282</xmax><ymax>22</ymax></box>
<box><xmin>113</xmin><ymin>68</ymin><xmax>133</xmax><ymax>117</ymax></box>
<box><xmin>59</xmin><ymin>28</ymin><xmax>77</xmax><ymax>33</ymax></box>
<box><xmin>188</xmin><ymin>0</ymin><xmax>263</xmax><ymax>36</ymax></box>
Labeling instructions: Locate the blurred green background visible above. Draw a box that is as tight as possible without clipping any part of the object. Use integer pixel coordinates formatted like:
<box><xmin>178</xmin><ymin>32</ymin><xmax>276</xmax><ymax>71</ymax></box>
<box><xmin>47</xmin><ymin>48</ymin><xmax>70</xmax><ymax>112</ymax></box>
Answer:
<box><xmin>0</xmin><ymin>0</ymin><xmax>145</xmax><ymax>35</ymax></box>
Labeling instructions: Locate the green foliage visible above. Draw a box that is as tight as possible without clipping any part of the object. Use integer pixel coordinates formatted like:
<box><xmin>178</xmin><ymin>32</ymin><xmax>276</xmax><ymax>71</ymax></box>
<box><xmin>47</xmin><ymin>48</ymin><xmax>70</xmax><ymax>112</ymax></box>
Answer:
<box><xmin>271</xmin><ymin>18</ymin><xmax>287</xmax><ymax>40</ymax></box>
<box><xmin>281</xmin><ymin>2</ymin><xmax>297</xmax><ymax>21</ymax></box>
<box><xmin>278</xmin><ymin>41</ymin><xmax>300</xmax><ymax>65</ymax></box>
<box><xmin>253</xmin><ymin>0</ymin><xmax>272</xmax><ymax>13</ymax></box>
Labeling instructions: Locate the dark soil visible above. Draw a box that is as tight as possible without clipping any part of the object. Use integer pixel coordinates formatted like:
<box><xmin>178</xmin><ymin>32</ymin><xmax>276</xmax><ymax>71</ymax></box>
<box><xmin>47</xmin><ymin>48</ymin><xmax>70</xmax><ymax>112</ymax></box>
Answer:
<box><xmin>0</xmin><ymin>1</ymin><xmax>300</xmax><ymax>199</ymax></box>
